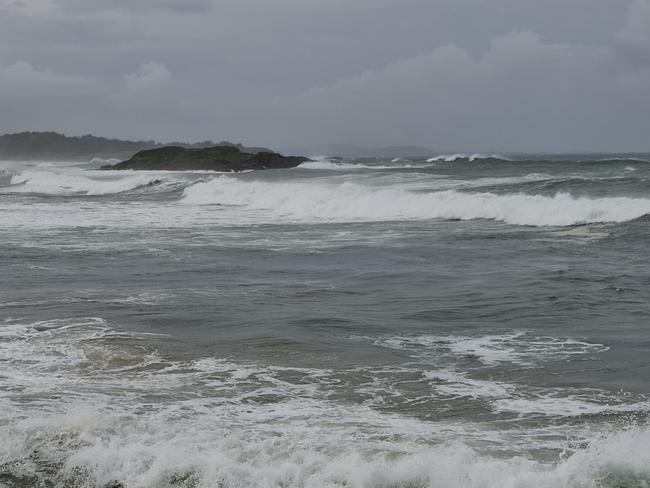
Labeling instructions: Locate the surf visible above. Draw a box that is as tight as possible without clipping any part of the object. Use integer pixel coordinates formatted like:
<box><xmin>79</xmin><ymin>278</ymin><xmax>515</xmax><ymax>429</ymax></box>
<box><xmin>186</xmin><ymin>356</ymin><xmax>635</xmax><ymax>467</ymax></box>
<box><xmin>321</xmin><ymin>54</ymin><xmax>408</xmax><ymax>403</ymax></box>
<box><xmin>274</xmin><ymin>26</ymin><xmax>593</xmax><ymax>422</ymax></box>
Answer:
<box><xmin>5</xmin><ymin>169</ymin><xmax>172</xmax><ymax>196</ymax></box>
<box><xmin>180</xmin><ymin>176</ymin><xmax>650</xmax><ymax>226</ymax></box>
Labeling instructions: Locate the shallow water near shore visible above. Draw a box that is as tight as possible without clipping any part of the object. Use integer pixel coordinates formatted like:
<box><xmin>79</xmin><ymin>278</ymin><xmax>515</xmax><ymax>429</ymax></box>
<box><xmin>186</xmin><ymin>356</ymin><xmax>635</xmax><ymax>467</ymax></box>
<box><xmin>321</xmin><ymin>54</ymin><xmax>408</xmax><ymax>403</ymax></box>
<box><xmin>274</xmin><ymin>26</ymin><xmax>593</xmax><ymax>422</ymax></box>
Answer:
<box><xmin>1</xmin><ymin>154</ymin><xmax>650</xmax><ymax>487</ymax></box>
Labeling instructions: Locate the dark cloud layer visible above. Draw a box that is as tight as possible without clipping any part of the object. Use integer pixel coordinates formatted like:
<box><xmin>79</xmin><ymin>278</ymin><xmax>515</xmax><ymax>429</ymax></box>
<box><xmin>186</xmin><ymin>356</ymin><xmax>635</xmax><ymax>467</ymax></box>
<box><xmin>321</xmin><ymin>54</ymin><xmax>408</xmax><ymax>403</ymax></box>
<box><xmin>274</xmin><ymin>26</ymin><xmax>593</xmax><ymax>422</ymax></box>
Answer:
<box><xmin>0</xmin><ymin>0</ymin><xmax>648</xmax><ymax>151</ymax></box>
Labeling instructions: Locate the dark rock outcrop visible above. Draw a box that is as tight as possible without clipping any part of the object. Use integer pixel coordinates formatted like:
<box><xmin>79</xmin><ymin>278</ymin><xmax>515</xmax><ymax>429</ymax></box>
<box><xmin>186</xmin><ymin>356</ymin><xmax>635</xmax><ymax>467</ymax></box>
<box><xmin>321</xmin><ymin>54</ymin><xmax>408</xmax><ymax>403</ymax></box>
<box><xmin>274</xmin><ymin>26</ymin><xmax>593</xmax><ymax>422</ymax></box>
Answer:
<box><xmin>101</xmin><ymin>145</ymin><xmax>311</xmax><ymax>172</ymax></box>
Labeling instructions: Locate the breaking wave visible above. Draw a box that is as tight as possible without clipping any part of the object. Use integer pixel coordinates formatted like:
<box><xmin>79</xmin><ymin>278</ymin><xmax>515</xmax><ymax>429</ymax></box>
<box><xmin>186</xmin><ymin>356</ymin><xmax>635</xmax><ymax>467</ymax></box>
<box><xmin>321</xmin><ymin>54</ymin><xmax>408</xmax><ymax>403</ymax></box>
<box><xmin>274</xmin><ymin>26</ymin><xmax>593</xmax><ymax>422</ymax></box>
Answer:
<box><xmin>1</xmin><ymin>318</ymin><xmax>649</xmax><ymax>488</ymax></box>
<box><xmin>3</xmin><ymin>415</ymin><xmax>650</xmax><ymax>488</ymax></box>
<box><xmin>89</xmin><ymin>157</ymin><xmax>121</xmax><ymax>166</ymax></box>
<box><xmin>424</xmin><ymin>154</ymin><xmax>650</xmax><ymax>164</ymax></box>
<box><xmin>181</xmin><ymin>176</ymin><xmax>650</xmax><ymax>226</ymax></box>
<box><xmin>426</xmin><ymin>153</ymin><xmax>510</xmax><ymax>163</ymax></box>
<box><xmin>298</xmin><ymin>159</ymin><xmax>372</xmax><ymax>170</ymax></box>
<box><xmin>5</xmin><ymin>170</ymin><xmax>172</xmax><ymax>196</ymax></box>
<box><xmin>298</xmin><ymin>158</ymin><xmax>416</xmax><ymax>171</ymax></box>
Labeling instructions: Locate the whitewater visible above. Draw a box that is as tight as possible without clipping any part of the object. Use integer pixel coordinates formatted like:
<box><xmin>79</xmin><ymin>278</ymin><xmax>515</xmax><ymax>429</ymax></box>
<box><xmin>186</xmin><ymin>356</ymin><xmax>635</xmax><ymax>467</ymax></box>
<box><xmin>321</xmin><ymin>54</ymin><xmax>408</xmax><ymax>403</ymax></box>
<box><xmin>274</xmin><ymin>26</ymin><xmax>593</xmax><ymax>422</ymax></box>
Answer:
<box><xmin>1</xmin><ymin>154</ymin><xmax>650</xmax><ymax>488</ymax></box>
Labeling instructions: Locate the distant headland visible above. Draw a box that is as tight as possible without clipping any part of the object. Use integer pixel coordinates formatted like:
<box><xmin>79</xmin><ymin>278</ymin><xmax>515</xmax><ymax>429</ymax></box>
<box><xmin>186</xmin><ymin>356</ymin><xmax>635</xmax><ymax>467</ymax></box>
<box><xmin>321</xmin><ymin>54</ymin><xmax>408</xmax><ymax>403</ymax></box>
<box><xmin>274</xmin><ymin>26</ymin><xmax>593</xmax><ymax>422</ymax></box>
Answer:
<box><xmin>0</xmin><ymin>131</ymin><xmax>273</xmax><ymax>161</ymax></box>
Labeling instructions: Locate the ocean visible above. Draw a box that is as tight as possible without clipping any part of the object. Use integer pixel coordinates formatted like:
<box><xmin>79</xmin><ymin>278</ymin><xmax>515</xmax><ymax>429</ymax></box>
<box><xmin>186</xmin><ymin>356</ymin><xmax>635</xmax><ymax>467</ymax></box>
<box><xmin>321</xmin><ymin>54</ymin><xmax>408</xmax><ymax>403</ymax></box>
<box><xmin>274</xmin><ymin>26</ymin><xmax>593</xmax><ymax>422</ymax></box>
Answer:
<box><xmin>1</xmin><ymin>153</ymin><xmax>650</xmax><ymax>487</ymax></box>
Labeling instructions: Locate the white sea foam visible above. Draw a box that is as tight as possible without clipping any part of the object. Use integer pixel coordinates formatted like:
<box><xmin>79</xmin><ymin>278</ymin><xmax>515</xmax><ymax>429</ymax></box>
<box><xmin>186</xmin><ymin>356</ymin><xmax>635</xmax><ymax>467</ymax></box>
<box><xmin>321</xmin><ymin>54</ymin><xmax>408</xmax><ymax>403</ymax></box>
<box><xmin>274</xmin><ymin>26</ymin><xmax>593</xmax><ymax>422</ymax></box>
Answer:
<box><xmin>3</xmin><ymin>403</ymin><xmax>650</xmax><ymax>488</ymax></box>
<box><xmin>464</xmin><ymin>172</ymin><xmax>556</xmax><ymax>188</ymax></box>
<box><xmin>494</xmin><ymin>395</ymin><xmax>650</xmax><ymax>417</ymax></box>
<box><xmin>374</xmin><ymin>333</ymin><xmax>643</xmax><ymax>418</ymax></box>
<box><xmin>376</xmin><ymin>332</ymin><xmax>608</xmax><ymax>366</ymax></box>
<box><xmin>181</xmin><ymin>176</ymin><xmax>650</xmax><ymax>226</ymax></box>
<box><xmin>1</xmin><ymin>318</ymin><xmax>649</xmax><ymax>487</ymax></box>
<box><xmin>426</xmin><ymin>153</ymin><xmax>509</xmax><ymax>163</ymax></box>
<box><xmin>89</xmin><ymin>157</ymin><xmax>121</xmax><ymax>166</ymax></box>
<box><xmin>298</xmin><ymin>159</ymin><xmax>366</xmax><ymax>170</ymax></box>
<box><xmin>298</xmin><ymin>156</ymin><xmax>457</xmax><ymax>171</ymax></box>
<box><xmin>421</xmin><ymin>369</ymin><xmax>649</xmax><ymax>418</ymax></box>
<box><xmin>5</xmin><ymin>167</ymin><xmax>647</xmax><ymax>231</ymax></box>
<box><xmin>298</xmin><ymin>158</ymin><xmax>410</xmax><ymax>171</ymax></box>
<box><xmin>424</xmin><ymin>370</ymin><xmax>514</xmax><ymax>398</ymax></box>
<box><xmin>6</xmin><ymin>169</ymin><xmax>171</xmax><ymax>195</ymax></box>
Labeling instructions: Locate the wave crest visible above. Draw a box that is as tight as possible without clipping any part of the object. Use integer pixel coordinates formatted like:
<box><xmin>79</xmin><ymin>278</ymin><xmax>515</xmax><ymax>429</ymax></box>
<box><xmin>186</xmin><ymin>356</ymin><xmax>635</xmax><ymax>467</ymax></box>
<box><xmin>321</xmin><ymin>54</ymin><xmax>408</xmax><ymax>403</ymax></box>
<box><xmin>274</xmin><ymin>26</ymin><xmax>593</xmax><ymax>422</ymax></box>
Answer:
<box><xmin>4</xmin><ymin>408</ymin><xmax>650</xmax><ymax>488</ymax></box>
<box><xmin>6</xmin><ymin>170</ymin><xmax>169</xmax><ymax>196</ymax></box>
<box><xmin>181</xmin><ymin>176</ymin><xmax>650</xmax><ymax>226</ymax></box>
<box><xmin>426</xmin><ymin>153</ymin><xmax>509</xmax><ymax>162</ymax></box>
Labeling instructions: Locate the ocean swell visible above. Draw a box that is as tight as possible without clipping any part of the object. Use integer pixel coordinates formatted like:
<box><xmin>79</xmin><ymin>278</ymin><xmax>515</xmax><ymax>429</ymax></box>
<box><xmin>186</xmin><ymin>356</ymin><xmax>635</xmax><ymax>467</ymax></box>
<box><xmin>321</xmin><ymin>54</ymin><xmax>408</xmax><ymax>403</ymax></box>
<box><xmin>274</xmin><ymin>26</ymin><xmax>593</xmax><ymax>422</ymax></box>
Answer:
<box><xmin>6</xmin><ymin>170</ymin><xmax>170</xmax><ymax>196</ymax></box>
<box><xmin>181</xmin><ymin>176</ymin><xmax>650</xmax><ymax>226</ymax></box>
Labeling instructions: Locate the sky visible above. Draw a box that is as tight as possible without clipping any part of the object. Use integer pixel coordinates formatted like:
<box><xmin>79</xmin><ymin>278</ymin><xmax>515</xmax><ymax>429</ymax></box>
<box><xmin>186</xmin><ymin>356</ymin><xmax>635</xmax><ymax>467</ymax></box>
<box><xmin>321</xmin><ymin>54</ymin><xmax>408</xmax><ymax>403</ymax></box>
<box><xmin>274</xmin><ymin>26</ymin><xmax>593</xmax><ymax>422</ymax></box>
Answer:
<box><xmin>0</xmin><ymin>0</ymin><xmax>649</xmax><ymax>152</ymax></box>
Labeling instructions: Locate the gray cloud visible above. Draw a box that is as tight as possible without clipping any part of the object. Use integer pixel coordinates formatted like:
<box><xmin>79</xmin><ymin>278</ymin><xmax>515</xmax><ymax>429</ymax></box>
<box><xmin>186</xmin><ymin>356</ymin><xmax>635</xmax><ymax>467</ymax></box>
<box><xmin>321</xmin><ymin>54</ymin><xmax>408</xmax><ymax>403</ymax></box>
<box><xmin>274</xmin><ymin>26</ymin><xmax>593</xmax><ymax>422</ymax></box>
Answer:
<box><xmin>265</xmin><ymin>31</ymin><xmax>649</xmax><ymax>151</ymax></box>
<box><xmin>616</xmin><ymin>0</ymin><xmax>650</xmax><ymax>65</ymax></box>
<box><xmin>0</xmin><ymin>0</ymin><xmax>57</xmax><ymax>15</ymax></box>
<box><xmin>0</xmin><ymin>0</ymin><xmax>648</xmax><ymax>151</ymax></box>
<box><xmin>122</xmin><ymin>63</ymin><xmax>172</xmax><ymax>96</ymax></box>
<box><xmin>57</xmin><ymin>0</ymin><xmax>214</xmax><ymax>14</ymax></box>
<box><xmin>0</xmin><ymin>61</ymin><xmax>99</xmax><ymax>99</ymax></box>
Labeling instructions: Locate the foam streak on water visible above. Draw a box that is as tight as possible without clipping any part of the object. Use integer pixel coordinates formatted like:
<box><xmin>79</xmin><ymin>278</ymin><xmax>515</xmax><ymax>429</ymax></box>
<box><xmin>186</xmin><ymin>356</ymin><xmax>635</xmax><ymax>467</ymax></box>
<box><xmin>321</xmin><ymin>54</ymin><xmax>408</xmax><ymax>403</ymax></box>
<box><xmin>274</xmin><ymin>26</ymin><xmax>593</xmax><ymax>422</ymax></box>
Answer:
<box><xmin>1</xmin><ymin>318</ymin><xmax>649</xmax><ymax>488</ymax></box>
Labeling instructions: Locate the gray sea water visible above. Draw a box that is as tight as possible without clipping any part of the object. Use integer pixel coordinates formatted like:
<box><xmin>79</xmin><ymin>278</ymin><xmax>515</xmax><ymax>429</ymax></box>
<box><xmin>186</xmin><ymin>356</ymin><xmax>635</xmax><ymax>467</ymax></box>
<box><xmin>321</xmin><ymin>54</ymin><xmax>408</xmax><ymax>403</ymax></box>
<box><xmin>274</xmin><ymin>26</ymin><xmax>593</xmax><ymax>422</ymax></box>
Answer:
<box><xmin>1</xmin><ymin>154</ymin><xmax>650</xmax><ymax>487</ymax></box>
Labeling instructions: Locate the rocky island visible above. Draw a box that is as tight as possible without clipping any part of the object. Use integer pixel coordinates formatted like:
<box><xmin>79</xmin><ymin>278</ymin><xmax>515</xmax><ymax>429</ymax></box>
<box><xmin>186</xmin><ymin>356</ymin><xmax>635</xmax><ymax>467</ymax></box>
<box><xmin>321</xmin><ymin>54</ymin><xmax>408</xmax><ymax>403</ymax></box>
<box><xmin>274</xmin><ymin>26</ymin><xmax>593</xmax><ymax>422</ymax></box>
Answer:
<box><xmin>101</xmin><ymin>145</ymin><xmax>311</xmax><ymax>172</ymax></box>
<box><xmin>0</xmin><ymin>131</ymin><xmax>281</xmax><ymax>162</ymax></box>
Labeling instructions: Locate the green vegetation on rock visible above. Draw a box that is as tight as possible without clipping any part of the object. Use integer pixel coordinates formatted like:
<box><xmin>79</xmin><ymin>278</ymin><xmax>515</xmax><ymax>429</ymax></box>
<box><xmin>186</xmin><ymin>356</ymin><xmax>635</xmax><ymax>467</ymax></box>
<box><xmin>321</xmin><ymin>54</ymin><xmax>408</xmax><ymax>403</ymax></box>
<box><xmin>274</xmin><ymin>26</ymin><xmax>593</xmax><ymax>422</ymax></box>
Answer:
<box><xmin>103</xmin><ymin>145</ymin><xmax>311</xmax><ymax>172</ymax></box>
<box><xmin>0</xmin><ymin>131</ymin><xmax>274</xmax><ymax>161</ymax></box>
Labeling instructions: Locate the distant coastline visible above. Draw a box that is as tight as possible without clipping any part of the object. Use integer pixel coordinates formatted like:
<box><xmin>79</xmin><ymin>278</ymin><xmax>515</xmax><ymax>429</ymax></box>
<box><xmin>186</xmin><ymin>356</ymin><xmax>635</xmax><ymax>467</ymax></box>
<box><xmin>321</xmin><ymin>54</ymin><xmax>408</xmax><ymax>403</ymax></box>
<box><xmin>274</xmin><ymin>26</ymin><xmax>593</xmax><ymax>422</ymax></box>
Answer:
<box><xmin>0</xmin><ymin>131</ymin><xmax>441</xmax><ymax>162</ymax></box>
<box><xmin>0</xmin><ymin>131</ymin><xmax>272</xmax><ymax>161</ymax></box>
<box><xmin>278</xmin><ymin>144</ymin><xmax>436</xmax><ymax>159</ymax></box>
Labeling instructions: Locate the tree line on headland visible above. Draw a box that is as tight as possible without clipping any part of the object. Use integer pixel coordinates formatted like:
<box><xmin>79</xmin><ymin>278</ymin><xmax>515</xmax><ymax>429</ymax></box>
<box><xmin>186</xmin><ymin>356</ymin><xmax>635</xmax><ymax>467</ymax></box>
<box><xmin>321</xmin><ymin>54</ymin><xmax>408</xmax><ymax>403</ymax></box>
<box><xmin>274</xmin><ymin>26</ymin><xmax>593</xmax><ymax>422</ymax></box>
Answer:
<box><xmin>0</xmin><ymin>131</ymin><xmax>270</xmax><ymax>161</ymax></box>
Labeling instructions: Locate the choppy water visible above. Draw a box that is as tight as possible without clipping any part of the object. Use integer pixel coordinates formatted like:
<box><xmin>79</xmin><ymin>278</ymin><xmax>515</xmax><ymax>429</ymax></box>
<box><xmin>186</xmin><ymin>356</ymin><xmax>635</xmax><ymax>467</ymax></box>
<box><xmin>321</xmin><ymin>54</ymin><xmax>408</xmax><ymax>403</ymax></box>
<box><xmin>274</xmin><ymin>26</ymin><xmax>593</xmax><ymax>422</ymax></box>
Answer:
<box><xmin>1</xmin><ymin>154</ymin><xmax>650</xmax><ymax>488</ymax></box>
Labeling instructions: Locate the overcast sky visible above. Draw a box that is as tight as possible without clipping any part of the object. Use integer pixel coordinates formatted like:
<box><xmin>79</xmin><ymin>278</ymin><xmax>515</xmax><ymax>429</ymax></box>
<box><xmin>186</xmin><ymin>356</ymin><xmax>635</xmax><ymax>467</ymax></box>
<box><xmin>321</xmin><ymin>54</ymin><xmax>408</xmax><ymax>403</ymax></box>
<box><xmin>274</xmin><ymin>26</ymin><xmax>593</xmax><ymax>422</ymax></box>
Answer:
<box><xmin>0</xmin><ymin>0</ymin><xmax>649</xmax><ymax>152</ymax></box>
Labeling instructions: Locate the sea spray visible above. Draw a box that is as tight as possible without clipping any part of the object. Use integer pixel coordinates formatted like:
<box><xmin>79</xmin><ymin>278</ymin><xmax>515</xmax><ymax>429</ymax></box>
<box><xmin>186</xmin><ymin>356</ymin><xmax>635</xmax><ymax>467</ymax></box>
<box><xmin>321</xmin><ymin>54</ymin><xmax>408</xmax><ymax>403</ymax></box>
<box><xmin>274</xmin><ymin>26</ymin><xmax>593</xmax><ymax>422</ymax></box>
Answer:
<box><xmin>181</xmin><ymin>176</ymin><xmax>650</xmax><ymax>226</ymax></box>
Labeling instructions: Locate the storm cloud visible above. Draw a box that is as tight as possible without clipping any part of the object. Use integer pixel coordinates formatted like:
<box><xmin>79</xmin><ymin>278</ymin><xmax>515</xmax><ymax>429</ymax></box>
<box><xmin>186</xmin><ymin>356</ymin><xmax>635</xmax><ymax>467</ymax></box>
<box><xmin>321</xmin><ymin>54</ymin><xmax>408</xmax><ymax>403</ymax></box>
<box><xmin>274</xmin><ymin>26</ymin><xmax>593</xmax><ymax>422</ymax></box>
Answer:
<box><xmin>0</xmin><ymin>0</ymin><xmax>648</xmax><ymax>151</ymax></box>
